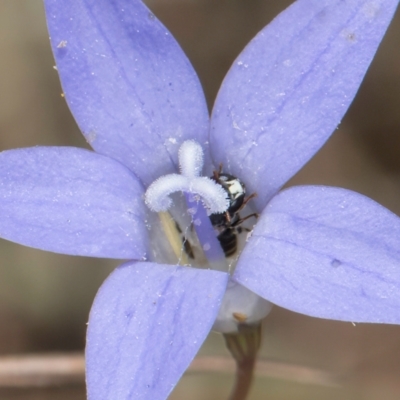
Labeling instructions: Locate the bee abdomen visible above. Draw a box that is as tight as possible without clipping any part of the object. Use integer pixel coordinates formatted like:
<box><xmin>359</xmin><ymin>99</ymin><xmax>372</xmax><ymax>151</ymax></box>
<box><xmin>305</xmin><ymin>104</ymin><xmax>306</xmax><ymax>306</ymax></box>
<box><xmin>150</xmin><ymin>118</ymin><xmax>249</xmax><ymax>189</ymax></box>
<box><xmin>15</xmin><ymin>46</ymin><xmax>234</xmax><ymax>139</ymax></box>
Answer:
<box><xmin>217</xmin><ymin>228</ymin><xmax>237</xmax><ymax>258</ymax></box>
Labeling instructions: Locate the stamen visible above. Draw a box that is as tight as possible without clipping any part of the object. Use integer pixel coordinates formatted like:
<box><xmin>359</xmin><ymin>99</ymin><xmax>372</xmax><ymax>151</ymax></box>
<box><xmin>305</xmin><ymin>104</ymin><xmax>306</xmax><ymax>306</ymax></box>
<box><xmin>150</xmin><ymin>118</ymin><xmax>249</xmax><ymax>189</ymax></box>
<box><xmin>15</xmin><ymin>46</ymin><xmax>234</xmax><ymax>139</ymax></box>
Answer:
<box><xmin>145</xmin><ymin>140</ymin><xmax>229</xmax><ymax>214</ymax></box>
<box><xmin>158</xmin><ymin>212</ymin><xmax>190</xmax><ymax>265</ymax></box>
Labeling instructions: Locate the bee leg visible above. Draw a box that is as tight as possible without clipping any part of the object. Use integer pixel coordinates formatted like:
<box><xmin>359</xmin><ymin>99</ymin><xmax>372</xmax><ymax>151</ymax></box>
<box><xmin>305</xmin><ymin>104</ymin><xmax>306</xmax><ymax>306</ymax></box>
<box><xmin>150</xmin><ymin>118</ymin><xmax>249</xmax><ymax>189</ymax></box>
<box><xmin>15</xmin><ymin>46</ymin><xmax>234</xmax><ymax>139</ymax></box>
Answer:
<box><xmin>236</xmin><ymin>192</ymin><xmax>257</xmax><ymax>214</ymax></box>
<box><xmin>212</xmin><ymin>163</ymin><xmax>224</xmax><ymax>182</ymax></box>
<box><xmin>182</xmin><ymin>237</ymin><xmax>195</xmax><ymax>259</ymax></box>
<box><xmin>174</xmin><ymin>221</ymin><xmax>182</xmax><ymax>233</ymax></box>
<box><xmin>231</xmin><ymin>213</ymin><xmax>258</xmax><ymax>227</ymax></box>
<box><xmin>225</xmin><ymin>210</ymin><xmax>231</xmax><ymax>223</ymax></box>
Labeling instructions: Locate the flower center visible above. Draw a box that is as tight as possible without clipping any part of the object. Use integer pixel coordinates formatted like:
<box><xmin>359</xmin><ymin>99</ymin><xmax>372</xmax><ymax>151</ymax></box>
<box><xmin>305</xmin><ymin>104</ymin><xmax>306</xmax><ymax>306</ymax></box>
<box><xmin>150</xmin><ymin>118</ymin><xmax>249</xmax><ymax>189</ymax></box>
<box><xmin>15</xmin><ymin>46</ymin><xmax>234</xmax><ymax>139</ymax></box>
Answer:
<box><xmin>144</xmin><ymin>140</ymin><xmax>259</xmax><ymax>271</ymax></box>
<box><xmin>144</xmin><ymin>140</ymin><xmax>272</xmax><ymax>332</ymax></box>
<box><xmin>145</xmin><ymin>140</ymin><xmax>229</xmax><ymax>269</ymax></box>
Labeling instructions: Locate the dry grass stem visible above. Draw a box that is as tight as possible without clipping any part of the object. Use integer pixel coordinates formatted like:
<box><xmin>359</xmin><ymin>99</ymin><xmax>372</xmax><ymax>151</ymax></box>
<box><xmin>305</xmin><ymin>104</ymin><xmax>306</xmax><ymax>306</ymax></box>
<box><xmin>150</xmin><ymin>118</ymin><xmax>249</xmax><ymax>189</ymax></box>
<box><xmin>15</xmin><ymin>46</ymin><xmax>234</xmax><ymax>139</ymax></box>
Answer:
<box><xmin>0</xmin><ymin>353</ymin><xmax>339</xmax><ymax>388</ymax></box>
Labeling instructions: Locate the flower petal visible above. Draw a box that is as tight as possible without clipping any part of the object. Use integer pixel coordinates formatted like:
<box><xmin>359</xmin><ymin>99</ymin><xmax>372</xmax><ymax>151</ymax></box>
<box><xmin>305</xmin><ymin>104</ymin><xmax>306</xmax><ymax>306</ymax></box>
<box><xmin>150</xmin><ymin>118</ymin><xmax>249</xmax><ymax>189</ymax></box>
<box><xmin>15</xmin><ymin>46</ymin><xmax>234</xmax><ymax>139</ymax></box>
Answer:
<box><xmin>0</xmin><ymin>147</ymin><xmax>147</xmax><ymax>259</ymax></box>
<box><xmin>86</xmin><ymin>261</ymin><xmax>228</xmax><ymax>400</ymax></box>
<box><xmin>210</xmin><ymin>0</ymin><xmax>399</xmax><ymax>210</ymax></box>
<box><xmin>44</xmin><ymin>0</ymin><xmax>209</xmax><ymax>186</ymax></box>
<box><xmin>234</xmin><ymin>186</ymin><xmax>400</xmax><ymax>323</ymax></box>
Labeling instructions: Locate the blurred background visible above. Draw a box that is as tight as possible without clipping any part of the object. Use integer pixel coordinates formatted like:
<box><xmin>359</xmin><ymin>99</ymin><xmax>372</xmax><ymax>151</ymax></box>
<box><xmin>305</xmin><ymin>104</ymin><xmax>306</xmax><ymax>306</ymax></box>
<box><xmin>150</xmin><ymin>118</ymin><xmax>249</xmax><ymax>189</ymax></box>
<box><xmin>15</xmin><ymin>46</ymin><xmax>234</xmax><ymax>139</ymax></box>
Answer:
<box><xmin>0</xmin><ymin>1</ymin><xmax>400</xmax><ymax>399</ymax></box>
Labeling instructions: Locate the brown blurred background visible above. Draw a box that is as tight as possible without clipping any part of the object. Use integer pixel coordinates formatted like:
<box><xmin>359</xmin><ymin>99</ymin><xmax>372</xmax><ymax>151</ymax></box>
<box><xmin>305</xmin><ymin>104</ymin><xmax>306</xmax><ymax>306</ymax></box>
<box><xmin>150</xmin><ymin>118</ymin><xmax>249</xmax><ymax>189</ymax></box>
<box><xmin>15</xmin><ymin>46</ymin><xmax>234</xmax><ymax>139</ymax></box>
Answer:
<box><xmin>0</xmin><ymin>1</ymin><xmax>400</xmax><ymax>399</ymax></box>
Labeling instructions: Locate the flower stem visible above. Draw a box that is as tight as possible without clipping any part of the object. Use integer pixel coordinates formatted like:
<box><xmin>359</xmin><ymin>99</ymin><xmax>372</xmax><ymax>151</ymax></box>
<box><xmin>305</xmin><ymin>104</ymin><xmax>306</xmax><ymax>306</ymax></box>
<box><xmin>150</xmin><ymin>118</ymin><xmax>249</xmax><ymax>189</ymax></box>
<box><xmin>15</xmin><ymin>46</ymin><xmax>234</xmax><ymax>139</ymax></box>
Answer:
<box><xmin>228</xmin><ymin>357</ymin><xmax>256</xmax><ymax>400</ymax></box>
<box><xmin>223</xmin><ymin>323</ymin><xmax>262</xmax><ymax>400</ymax></box>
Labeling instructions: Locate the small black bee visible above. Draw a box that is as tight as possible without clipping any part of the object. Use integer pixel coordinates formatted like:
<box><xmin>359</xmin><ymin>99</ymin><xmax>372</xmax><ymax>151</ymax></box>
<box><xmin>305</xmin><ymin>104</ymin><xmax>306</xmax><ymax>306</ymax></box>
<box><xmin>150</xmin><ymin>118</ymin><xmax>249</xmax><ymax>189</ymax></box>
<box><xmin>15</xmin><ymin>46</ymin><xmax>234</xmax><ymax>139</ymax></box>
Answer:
<box><xmin>209</xmin><ymin>167</ymin><xmax>257</xmax><ymax>257</ymax></box>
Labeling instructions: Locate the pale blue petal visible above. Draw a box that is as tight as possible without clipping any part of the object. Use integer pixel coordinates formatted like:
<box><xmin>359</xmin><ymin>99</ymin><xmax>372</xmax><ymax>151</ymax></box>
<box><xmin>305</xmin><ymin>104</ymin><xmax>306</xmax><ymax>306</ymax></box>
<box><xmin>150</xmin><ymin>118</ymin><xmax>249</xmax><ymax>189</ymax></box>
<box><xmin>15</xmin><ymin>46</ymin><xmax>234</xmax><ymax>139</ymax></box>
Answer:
<box><xmin>211</xmin><ymin>0</ymin><xmax>399</xmax><ymax>210</ymax></box>
<box><xmin>234</xmin><ymin>186</ymin><xmax>400</xmax><ymax>323</ymax></box>
<box><xmin>86</xmin><ymin>261</ymin><xmax>228</xmax><ymax>400</ymax></box>
<box><xmin>44</xmin><ymin>0</ymin><xmax>209</xmax><ymax>186</ymax></box>
<box><xmin>0</xmin><ymin>147</ymin><xmax>147</xmax><ymax>259</ymax></box>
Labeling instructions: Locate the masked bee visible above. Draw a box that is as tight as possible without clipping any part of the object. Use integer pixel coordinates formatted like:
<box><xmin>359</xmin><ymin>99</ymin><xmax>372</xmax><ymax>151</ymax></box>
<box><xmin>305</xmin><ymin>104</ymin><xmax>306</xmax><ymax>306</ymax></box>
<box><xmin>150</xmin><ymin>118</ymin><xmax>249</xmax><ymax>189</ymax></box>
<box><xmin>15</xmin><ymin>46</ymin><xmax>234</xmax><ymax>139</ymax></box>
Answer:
<box><xmin>209</xmin><ymin>168</ymin><xmax>257</xmax><ymax>257</ymax></box>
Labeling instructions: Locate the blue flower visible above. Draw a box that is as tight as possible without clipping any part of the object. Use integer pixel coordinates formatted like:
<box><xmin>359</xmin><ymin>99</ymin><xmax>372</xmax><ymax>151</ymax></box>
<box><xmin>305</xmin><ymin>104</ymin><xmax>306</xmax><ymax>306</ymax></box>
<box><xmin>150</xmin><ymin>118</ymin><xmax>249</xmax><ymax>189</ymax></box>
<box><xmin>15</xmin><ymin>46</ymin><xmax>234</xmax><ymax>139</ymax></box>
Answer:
<box><xmin>0</xmin><ymin>0</ymin><xmax>399</xmax><ymax>398</ymax></box>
